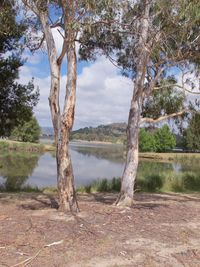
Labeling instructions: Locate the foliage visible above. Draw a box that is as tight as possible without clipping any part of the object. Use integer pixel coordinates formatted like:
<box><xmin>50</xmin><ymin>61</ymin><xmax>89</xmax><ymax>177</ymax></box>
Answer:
<box><xmin>139</xmin><ymin>126</ymin><xmax>176</xmax><ymax>152</ymax></box>
<box><xmin>184</xmin><ymin>114</ymin><xmax>200</xmax><ymax>151</ymax></box>
<box><xmin>79</xmin><ymin>0</ymin><xmax>200</xmax><ymax>120</ymax></box>
<box><xmin>139</xmin><ymin>128</ymin><xmax>156</xmax><ymax>152</ymax></box>
<box><xmin>11</xmin><ymin>117</ymin><xmax>41</xmax><ymax>143</ymax></box>
<box><xmin>0</xmin><ymin>0</ymin><xmax>39</xmax><ymax>137</ymax></box>
<box><xmin>142</xmin><ymin>78</ymin><xmax>185</xmax><ymax>120</ymax></box>
<box><xmin>71</xmin><ymin>122</ymin><xmax>176</xmax><ymax>151</ymax></box>
<box><xmin>154</xmin><ymin>125</ymin><xmax>176</xmax><ymax>152</ymax></box>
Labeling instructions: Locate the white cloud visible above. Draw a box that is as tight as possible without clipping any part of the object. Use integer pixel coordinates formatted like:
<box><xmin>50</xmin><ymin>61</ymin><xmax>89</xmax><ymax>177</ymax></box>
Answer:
<box><xmin>19</xmin><ymin>55</ymin><xmax>133</xmax><ymax>129</ymax></box>
<box><xmin>75</xmin><ymin>57</ymin><xmax>132</xmax><ymax>128</ymax></box>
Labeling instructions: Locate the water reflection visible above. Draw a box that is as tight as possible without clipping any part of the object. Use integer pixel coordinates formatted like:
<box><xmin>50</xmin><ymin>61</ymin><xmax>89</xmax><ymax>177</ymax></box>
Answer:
<box><xmin>70</xmin><ymin>142</ymin><xmax>125</xmax><ymax>163</ymax></box>
<box><xmin>0</xmin><ymin>144</ymin><xmax>200</xmax><ymax>192</ymax></box>
<box><xmin>0</xmin><ymin>152</ymin><xmax>40</xmax><ymax>190</ymax></box>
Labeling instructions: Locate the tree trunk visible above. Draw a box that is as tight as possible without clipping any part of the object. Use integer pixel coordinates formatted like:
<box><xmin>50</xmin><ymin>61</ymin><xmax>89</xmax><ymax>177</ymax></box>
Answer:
<box><xmin>115</xmin><ymin>0</ymin><xmax>151</xmax><ymax>207</ymax></box>
<box><xmin>39</xmin><ymin>11</ymin><xmax>79</xmax><ymax>212</ymax></box>
<box><xmin>115</xmin><ymin>95</ymin><xmax>141</xmax><ymax>207</ymax></box>
<box><xmin>56</xmin><ymin>43</ymin><xmax>79</xmax><ymax>212</ymax></box>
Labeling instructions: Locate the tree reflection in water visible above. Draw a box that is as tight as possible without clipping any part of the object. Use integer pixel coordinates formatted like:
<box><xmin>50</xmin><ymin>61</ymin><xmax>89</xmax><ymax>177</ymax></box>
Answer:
<box><xmin>0</xmin><ymin>152</ymin><xmax>40</xmax><ymax>191</ymax></box>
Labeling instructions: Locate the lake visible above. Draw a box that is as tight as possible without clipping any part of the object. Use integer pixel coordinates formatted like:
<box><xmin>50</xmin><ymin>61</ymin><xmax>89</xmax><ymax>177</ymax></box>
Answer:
<box><xmin>0</xmin><ymin>142</ymin><xmax>200</xmax><ymax>192</ymax></box>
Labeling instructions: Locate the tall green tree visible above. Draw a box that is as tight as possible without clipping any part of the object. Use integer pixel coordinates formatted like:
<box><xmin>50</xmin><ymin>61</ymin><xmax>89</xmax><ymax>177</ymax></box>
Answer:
<box><xmin>154</xmin><ymin>125</ymin><xmax>176</xmax><ymax>152</ymax></box>
<box><xmin>79</xmin><ymin>0</ymin><xmax>200</xmax><ymax>206</ymax></box>
<box><xmin>0</xmin><ymin>0</ymin><xmax>39</xmax><ymax>137</ymax></box>
<box><xmin>184</xmin><ymin>114</ymin><xmax>200</xmax><ymax>151</ymax></box>
<box><xmin>139</xmin><ymin>128</ymin><xmax>156</xmax><ymax>152</ymax></box>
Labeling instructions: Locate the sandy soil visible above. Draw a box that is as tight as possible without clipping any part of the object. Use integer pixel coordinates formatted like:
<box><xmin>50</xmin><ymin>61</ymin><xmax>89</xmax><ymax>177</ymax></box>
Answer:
<box><xmin>0</xmin><ymin>192</ymin><xmax>200</xmax><ymax>267</ymax></box>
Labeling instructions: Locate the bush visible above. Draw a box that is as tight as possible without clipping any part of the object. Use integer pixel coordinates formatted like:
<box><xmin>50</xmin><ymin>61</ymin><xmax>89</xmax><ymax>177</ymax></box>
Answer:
<box><xmin>11</xmin><ymin>117</ymin><xmax>41</xmax><ymax>143</ymax></box>
<box><xmin>136</xmin><ymin>174</ymin><xmax>164</xmax><ymax>192</ymax></box>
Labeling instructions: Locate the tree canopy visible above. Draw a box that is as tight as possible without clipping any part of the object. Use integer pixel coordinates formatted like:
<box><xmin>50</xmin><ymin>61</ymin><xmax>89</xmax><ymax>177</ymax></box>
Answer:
<box><xmin>0</xmin><ymin>0</ymin><xmax>39</xmax><ymax>137</ymax></box>
<box><xmin>184</xmin><ymin>114</ymin><xmax>200</xmax><ymax>151</ymax></box>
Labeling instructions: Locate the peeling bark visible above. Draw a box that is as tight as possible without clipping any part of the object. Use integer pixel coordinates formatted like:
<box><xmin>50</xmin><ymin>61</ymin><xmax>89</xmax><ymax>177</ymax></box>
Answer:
<box><xmin>115</xmin><ymin>98</ymin><xmax>141</xmax><ymax>206</ymax></box>
<box><xmin>56</xmin><ymin>43</ymin><xmax>79</xmax><ymax>212</ymax></box>
<box><xmin>116</xmin><ymin>0</ymin><xmax>151</xmax><ymax>207</ymax></box>
<box><xmin>37</xmin><ymin>7</ymin><xmax>79</xmax><ymax>212</ymax></box>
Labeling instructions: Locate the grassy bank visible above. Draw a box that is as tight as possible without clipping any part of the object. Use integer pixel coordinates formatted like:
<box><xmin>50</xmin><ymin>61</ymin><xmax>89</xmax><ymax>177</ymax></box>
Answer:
<box><xmin>77</xmin><ymin>171</ymin><xmax>200</xmax><ymax>194</ymax></box>
<box><xmin>139</xmin><ymin>152</ymin><xmax>200</xmax><ymax>161</ymax></box>
<box><xmin>1</xmin><ymin>171</ymin><xmax>200</xmax><ymax>194</ymax></box>
<box><xmin>0</xmin><ymin>140</ymin><xmax>54</xmax><ymax>152</ymax></box>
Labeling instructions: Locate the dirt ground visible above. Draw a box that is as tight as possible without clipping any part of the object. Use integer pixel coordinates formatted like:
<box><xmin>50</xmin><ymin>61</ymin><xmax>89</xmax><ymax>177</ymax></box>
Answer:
<box><xmin>0</xmin><ymin>192</ymin><xmax>200</xmax><ymax>267</ymax></box>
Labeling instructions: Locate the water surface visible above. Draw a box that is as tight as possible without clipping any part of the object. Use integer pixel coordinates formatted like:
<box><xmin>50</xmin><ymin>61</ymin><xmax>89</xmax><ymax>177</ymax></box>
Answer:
<box><xmin>0</xmin><ymin>143</ymin><xmax>200</xmax><ymax>191</ymax></box>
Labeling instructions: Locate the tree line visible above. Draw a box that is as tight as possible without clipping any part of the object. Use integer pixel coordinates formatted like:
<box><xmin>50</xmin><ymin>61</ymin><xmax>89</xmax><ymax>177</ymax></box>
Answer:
<box><xmin>0</xmin><ymin>0</ymin><xmax>40</xmax><ymax>142</ymax></box>
<box><xmin>1</xmin><ymin>0</ymin><xmax>200</xmax><ymax>211</ymax></box>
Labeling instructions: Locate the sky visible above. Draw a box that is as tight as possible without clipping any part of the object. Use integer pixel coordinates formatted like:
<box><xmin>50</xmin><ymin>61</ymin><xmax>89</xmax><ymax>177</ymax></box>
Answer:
<box><xmin>18</xmin><ymin>22</ymin><xmax>199</xmax><ymax>131</ymax></box>
<box><xmin>19</xmin><ymin>28</ymin><xmax>133</xmax><ymax>130</ymax></box>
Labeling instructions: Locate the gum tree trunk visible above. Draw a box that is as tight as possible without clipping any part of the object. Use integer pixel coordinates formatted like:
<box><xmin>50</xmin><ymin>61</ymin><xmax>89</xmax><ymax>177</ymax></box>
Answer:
<box><xmin>39</xmin><ymin>8</ymin><xmax>79</xmax><ymax>212</ymax></box>
<box><xmin>115</xmin><ymin>96</ymin><xmax>141</xmax><ymax>206</ymax></box>
<box><xmin>116</xmin><ymin>0</ymin><xmax>151</xmax><ymax>206</ymax></box>
<box><xmin>56</xmin><ymin>44</ymin><xmax>79</xmax><ymax>212</ymax></box>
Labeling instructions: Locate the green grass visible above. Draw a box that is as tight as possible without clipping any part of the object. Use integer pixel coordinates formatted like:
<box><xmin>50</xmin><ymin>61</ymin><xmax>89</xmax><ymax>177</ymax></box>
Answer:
<box><xmin>0</xmin><ymin>184</ymin><xmax>41</xmax><ymax>193</ymax></box>
<box><xmin>0</xmin><ymin>140</ymin><xmax>54</xmax><ymax>152</ymax></box>
<box><xmin>77</xmin><ymin>172</ymin><xmax>200</xmax><ymax>194</ymax></box>
<box><xmin>77</xmin><ymin>177</ymin><xmax>121</xmax><ymax>193</ymax></box>
<box><xmin>0</xmin><ymin>185</ymin><xmax>59</xmax><ymax>193</ymax></box>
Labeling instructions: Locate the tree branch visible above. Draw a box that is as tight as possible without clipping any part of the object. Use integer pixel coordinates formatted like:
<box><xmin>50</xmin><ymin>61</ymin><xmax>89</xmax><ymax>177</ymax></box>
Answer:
<box><xmin>154</xmin><ymin>84</ymin><xmax>200</xmax><ymax>94</ymax></box>
<box><xmin>21</xmin><ymin>0</ymin><xmax>39</xmax><ymax>16</ymax></box>
<box><xmin>140</xmin><ymin>109</ymin><xmax>189</xmax><ymax>124</ymax></box>
<box><xmin>57</xmin><ymin>40</ymin><xmax>68</xmax><ymax>66</ymax></box>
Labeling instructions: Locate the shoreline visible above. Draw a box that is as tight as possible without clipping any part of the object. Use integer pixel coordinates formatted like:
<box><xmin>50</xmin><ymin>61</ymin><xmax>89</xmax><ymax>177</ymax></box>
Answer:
<box><xmin>0</xmin><ymin>139</ymin><xmax>54</xmax><ymax>152</ymax></box>
<box><xmin>1</xmin><ymin>140</ymin><xmax>200</xmax><ymax>161</ymax></box>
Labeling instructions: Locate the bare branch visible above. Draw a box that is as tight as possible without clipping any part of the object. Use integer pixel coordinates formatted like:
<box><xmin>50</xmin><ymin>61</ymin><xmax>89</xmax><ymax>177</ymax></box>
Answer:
<box><xmin>57</xmin><ymin>40</ymin><xmax>67</xmax><ymax>66</ymax></box>
<box><xmin>140</xmin><ymin>109</ymin><xmax>189</xmax><ymax>124</ymax></box>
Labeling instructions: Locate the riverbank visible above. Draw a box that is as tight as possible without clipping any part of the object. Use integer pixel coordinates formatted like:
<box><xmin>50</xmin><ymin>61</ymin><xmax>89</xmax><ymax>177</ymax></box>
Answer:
<box><xmin>70</xmin><ymin>139</ymin><xmax>123</xmax><ymax>145</ymax></box>
<box><xmin>1</xmin><ymin>139</ymin><xmax>200</xmax><ymax>161</ymax></box>
<box><xmin>139</xmin><ymin>152</ymin><xmax>200</xmax><ymax>161</ymax></box>
<box><xmin>0</xmin><ymin>192</ymin><xmax>200</xmax><ymax>267</ymax></box>
<box><xmin>0</xmin><ymin>140</ymin><xmax>54</xmax><ymax>152</ymax></box>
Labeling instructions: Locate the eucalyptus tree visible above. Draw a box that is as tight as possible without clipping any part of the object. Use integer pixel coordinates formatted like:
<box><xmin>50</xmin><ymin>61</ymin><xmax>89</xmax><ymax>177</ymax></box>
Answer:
<box><xmin>79</xmin><ymin>0</ymin><xmax>200</xmax><ymax>206</ymax></box>
<box><xmin>22</xmin><ymin>0</ymin><xmax>80</xmax><ymax>212</ymax></box>
<box><xmin>21</xmin><ymin>0</ymin><xmax>115</xmax><ymax>212</ymax></box>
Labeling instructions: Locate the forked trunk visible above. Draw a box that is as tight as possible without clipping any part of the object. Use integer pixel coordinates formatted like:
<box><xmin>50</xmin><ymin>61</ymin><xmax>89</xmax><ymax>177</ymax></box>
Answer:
<box><xmin>115</xmin><ymin>97</ymin><xmax>141</xmax><ymax>207</ymax></box>
<box><xmin>39</xmin><ymin>11</ymin><xmax>79</xmax><ymax>212</ymax></box>
<box><xmin>56</xmin><ymin>44</ymin><xmax>79</xmax><ymax>212</ymax></box>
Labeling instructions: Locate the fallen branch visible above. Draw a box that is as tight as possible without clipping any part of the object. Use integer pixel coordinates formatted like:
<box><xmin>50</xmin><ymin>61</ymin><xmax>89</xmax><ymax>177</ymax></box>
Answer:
<box><xmin>10</xmin><ymin>240</ymin><xmax>63</xmax><ymax>267</ymax></box>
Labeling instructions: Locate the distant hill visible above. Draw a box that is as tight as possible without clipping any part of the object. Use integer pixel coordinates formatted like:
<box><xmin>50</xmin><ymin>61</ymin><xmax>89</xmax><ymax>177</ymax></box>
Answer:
<box><xmin>70</xmin><ymin>123</ymin><xmax>127</xmax><ymax>144</ymax></box>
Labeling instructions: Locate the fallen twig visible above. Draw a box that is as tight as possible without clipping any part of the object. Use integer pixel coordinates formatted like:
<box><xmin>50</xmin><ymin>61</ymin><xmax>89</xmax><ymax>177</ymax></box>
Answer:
<box><xmin>44</xmin><ymin>240</ymin><xmax>63</xmax><ymax>247</ymax></box>
<box><xmin>10</xmin><ymin>240</ymin><xmax>63</xmax><ymax>267</ymax></box>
